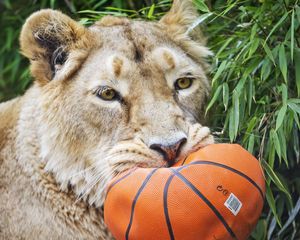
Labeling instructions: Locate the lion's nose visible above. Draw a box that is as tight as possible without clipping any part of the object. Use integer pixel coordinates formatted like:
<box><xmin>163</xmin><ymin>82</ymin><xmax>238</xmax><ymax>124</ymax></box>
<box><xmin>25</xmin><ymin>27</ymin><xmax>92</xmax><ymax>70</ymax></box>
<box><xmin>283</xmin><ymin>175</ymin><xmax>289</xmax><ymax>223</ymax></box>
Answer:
<box><xmin>150</xmin><ymin>138</ymin><xmax>187</xmax><ymax>166</ymax></box>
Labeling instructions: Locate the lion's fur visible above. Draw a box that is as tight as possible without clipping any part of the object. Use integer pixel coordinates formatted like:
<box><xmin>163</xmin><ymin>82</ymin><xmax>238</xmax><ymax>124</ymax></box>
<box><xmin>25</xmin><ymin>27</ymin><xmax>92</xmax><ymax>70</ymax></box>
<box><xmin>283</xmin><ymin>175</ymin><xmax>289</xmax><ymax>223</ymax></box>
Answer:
<box><xmin>0</xmin><ymin>0</ymin><xmax>214</xmax><ymax>239</ymax></box>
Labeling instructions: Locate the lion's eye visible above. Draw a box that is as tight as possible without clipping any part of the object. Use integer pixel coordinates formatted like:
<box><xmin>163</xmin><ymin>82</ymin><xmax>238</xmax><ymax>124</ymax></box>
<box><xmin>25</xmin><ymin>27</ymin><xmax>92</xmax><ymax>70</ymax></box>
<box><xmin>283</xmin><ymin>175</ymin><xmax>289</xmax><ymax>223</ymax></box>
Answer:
<box><xmin>96</xmin><ymin>87</ymin><xmax>118</xmax><ymax>101</ymax></box>
<box><xmin>175</xmin><ymin>77</ymin><xmax>194</xmax><ymax>90</ymax></box>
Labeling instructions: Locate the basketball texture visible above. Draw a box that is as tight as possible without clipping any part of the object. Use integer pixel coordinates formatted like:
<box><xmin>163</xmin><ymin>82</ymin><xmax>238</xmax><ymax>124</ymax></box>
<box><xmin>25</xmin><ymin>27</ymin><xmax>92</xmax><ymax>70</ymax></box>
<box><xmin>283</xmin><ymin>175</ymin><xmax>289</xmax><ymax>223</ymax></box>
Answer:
<box><xmin>104</xmin><ymin>144</ymin><xmax>265</xmax><ymax>240</ymax></box>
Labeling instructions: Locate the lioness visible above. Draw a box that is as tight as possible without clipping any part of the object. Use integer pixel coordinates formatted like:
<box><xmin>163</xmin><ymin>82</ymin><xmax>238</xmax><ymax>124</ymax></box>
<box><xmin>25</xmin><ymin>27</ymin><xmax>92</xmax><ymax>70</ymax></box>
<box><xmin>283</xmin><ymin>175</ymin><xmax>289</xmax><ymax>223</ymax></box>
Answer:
<box><xmin>0</xmin><ymin>0</ymin><xmax>214</xmax><ymax>239</ymax></box>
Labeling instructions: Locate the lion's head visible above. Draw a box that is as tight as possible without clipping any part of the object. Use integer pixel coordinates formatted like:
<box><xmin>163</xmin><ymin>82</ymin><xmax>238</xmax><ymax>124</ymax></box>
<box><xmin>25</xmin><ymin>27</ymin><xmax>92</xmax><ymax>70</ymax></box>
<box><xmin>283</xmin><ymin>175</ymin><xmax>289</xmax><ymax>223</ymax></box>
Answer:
<box><xmin>19</xmin><ymin>0</ymin><xmax>214</xmax><ymax>207</ymax></box>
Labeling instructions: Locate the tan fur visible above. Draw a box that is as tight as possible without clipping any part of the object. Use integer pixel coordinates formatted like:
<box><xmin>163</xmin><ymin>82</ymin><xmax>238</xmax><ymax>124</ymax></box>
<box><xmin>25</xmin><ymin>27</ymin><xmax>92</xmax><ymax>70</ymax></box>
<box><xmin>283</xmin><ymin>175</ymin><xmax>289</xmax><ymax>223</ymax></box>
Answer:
<box><xmin>112</xmin><ymin>57</ymin><xmax>124</xmax><ymax>77</ymax></box>
<box><xmin>163</xmin><ymin>51</ymin><xmax>176</xmax><ymax>70</ymax></box>
<box><xmin>0</xmin><ymin>1</ymin><xmax>214</xmax><ymax>239</ymax></box>
<box><xmin>96</xmin><ymin>16</ymin><xmax>130</xmax><ymax>27</ymax></box>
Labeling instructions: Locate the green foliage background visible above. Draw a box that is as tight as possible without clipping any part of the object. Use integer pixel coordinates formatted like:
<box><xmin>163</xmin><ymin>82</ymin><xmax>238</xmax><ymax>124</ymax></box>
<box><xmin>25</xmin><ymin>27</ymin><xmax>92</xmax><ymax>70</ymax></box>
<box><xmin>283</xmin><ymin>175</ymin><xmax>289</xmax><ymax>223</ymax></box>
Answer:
<box><xmin>0</xmin><ymin>0</ymin><xmax>299</xmax><ymax>239</ymax></box>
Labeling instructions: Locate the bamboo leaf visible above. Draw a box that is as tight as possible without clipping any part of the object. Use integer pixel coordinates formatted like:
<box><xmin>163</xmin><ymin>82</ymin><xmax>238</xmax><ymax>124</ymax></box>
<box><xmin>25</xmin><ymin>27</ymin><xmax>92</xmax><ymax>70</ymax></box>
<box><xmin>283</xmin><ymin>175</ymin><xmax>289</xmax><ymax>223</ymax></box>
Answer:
<box><xmin>271</xmin><ymin>129</ymin><xmax>281</xmax><ymax>162</ymax></box>
<box><xmin>295</xmin><ymin>49</ymin><xmax>300</xmax><ymax>96</ymax></box>
<box><xmin>50</xmin><ymin>0</ymin><xmax>55</xmax><ymax>9</ymax></box>
<box><xmin>234</xmin><ymin>76</ymin><xmax>247</xmax><ymax>94</ymax></box>
<box><xmin>276</xmin><ymin>104</ymin><xmax>287</xmax><ymax>131</ymax></box>
<box><xmin>246</xmin><ymin>117</ymin><xmax>257</xmax><ymax>134</ymax></box>
<box><xmin>212</xmin><ymin>61</ymin><xmax>227</xmax><ymax>86</ymax></box>
<box><xmin>248</xmin><ymin>78</ymin><xmax>253</xmax><ymax>114</ymax></box>
<box><xmin>229</xmin><ymin>107</ymin><xmax>235</xmax><ymax>142</ymax></box>
<box><xmin>268</xmin><ymin>142</ymin><xmax>276</xmax><ymax>168</ymax></box>
<box><xmin>261</xmin><ymin>59</ymin><xmax>272</xmax><ymax>81</ymax></box>
<box><xmin>267</xmin><ymin>217</ymin><xmax>277</xmax><ymax>240</ymax></box>
<box><xmin>266</xmin><ymin>184</ymin><xmax>282</xmax><ymax>227</ymax></box>
<box><xmin>263</xmin><ymin>161</ymin><xmax>291</xmax><ymax>199</ymax></box>
<box><xmin>277</xmin><ymin>197</ymin><xmax>300</xmax><ymax>236</ymax></box>
<box><xmin>288</xmin><ymin>102</ymin><xmax>300</xmax><ymax>114</ymax></box>
<box><xmin>296</xmin><ymin>5</ymin><xmax>300</xmax><ymax>24</ymax></box>
<box><xmin>263</xmin><ymin>43</ymin><xmax>276</xmax><ymax>65</ymax></box>
<box><xmin>294</xmin><ymin>112</ymin><xmax>300</xmax><ymax>129</ymax></box>
<box><xmin>264</xmin><ymin>12</ymin><xmax>288</xmax><ymax>45</ymax></box>
<box><xmin>216</xmin><ymin>38</ymin><xmax>233</xmax><ymax>57</ymax></box>
<box><xmin>280</xmin><ymin>84</ymin><xmax>288</xmax><ymax>106</ymax></box>
<box><xmin>291</xmin><ymin>10</ymin><xmax>295</xmax><ymax>62</ymax></box>
<box><xmin>233</xmin><ymin>93</ymin><xmax>240</xmax><ymax>138</ymax></box>
<box><xmin>279</xmin><ymin>44</ymin><xmax>288</xmax><ymax>83</ymax></box>
<box><xmin>194</xmin><ymin>0</ymin><xmax>210</xmax><ymax>12</ymax></box>
<box><xmin>247</xmin><ymin>134</ymin><xmax>255</xmax><ymax>154</ymax></box>
<box><xmin>205</xmin><ymin>85</ymin><xmax>222</xmax><ymax>115</ymax></box>
<box><xmin>277</xmin><ymin>128</ymin><xmax>288</xmax><ymax>166</ymax></box>
<box><xmin>251</xmin><ymin>219</ymin><xmax>267</xmax><ymax>240</ymax></box>
<box><xmin>248</xmin><ymin>38</ymin><xmax>260</xmax><ymax>57</ymax></box>
<box><xmin>250</xmin><ymin>23</ymin><xmax>258</xmax><ymax>41</ymax></box>
<box><xmin>222</xmin><ymin>83</ymin><xmax>229</xmax><ymax>111</ymax></box>
<box><xmin>147</xmin><ymin>4</ymin><xmax>155</xmax><ymax>19</ymax></box>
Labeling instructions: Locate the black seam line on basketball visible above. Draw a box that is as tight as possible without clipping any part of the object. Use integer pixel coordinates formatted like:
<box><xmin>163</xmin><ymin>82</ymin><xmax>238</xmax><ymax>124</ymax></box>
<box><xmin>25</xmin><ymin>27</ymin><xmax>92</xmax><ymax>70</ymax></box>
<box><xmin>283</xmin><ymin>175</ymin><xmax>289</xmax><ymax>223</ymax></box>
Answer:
<box><xmin>181</xmin><ymin>156</ymin><xmax>189</xmax><ymax>166</ymax></box>
<box><xmin>125</xmin><ymin>168</ymin><xmax>159</xmax><ymax>240</ymax></box>
<box><xmin>186</xmin><ymin>161</ymin><xmax>265</xmax><ymax>200</ymax></box>
<box><xmin>106</xmin><ymin>168</ymin><xmax>137</xmax><ymax>197</ymax></box>
<box><xmin>170</xmin><ymin>169</ymin><xmax>237</xmax><ymax>239</ymax></box>
<box><xmin>163</xmin><ymin>174</ymin><xmax>176</xmax><ymax>240</ymax></box>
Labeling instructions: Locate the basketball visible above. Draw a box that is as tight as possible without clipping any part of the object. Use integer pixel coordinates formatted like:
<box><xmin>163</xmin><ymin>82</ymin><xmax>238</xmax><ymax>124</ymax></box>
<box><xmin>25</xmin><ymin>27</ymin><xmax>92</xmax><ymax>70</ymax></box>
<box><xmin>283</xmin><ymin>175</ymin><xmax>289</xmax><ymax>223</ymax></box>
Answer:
<box><xmin>104</xmin><ymin>144</ymin><xmax>265</xmax><ymax>240</ymax></box>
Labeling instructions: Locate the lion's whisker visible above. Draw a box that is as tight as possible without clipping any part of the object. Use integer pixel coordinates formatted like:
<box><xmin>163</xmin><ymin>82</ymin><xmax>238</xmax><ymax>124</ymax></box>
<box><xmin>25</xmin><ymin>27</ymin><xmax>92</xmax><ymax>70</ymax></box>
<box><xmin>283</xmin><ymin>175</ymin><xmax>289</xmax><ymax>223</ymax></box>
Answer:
<box><xmin>76</xmin><ymin>166</ymin><xmax>112</xmax><ymax>203</ymax></box>
<box><xmin>67</xmin><ymin>163</ymin><xmax>98</xmax><ymax>180</ymax></box>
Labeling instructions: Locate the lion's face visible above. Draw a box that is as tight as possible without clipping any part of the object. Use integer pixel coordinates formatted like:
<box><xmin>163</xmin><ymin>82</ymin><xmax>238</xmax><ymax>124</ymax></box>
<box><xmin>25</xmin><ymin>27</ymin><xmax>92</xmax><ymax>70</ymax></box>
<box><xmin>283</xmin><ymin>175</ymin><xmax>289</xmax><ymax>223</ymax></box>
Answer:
<box><xmin>20</xmin><ymin>0</ymin><xmax>213</xmax><ymax>206</ymax></box>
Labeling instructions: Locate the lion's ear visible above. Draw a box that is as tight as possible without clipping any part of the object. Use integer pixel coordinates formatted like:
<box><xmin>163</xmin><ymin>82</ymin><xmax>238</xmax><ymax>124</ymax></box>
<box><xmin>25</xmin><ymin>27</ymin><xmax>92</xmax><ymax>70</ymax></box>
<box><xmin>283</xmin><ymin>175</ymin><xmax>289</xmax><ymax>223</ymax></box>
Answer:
<box><xmin>160</xmin><ymin>0</ymin><xmax>199</xmax><ymax>36</ymax></box>
<box><xmin>160</xmin><ymin>0</ymin><xmax>211</xmax><ymax>59</ymax></box>
<box><xmin>20</xmin><ymin>9</ymin><xmax>90</xmax><ymax>85</ymax></box>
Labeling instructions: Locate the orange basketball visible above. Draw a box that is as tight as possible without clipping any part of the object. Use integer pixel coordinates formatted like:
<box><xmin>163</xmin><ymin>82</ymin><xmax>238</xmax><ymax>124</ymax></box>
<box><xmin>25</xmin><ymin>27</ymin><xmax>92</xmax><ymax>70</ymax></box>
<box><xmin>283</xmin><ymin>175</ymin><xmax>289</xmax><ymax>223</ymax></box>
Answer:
<box><xmin>104</xmin><ymin>144</ymin><xmax>265</xmax><ymax>240</ymax></box>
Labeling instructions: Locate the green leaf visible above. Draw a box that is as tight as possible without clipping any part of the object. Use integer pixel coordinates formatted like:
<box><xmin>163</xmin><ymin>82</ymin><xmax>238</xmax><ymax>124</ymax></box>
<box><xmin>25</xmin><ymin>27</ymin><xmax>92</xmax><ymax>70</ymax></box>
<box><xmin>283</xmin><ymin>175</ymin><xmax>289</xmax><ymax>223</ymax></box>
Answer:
<box><xmin>250</xmin><ymin>23</ymin><xmax>258</xmax><ymax>41</ymax></box>
<box><xmin>216</xmin><ymin>38</ymin><xmax>233</xmax><ymax>57</ymax></box>
<box><xmin>248</xmin><ymin>38</ymin><xmax>260</xmax><ymax>57</ymax></box>
<box><xmin>279</xmin><ymin>44</ymin><xmax>288</xmax><ymax>83</ymax></box>
<box><xmin>288</xmin><ymin>102</ymin><xmax>300</xmax><ymax>114</ymax></box>
<box><xmin>268</xmin><ymin>142</ymin><xmax>276</xmax><ymax>168</ymax></box>
<box><xmin>264</xmin><ymin>12</ymin><xmax>288</xmax><ymax>45</ymax></box>
<box><xmin>294</xmin><ymin>112</ymin><xmax>300</xmax><ymax>129</ymax></box>
<box><xmin>295</xmin><ymin>49</ymin><xmax>300</xmax><ymax>96</ymax></box>
<box><xmin>280</xmin><ymin>84</ymin><xmax>288</xmax><ymax>106</ymax></box>
<box><xmin>277</xmin><ymin>128</ymin><xmax>288</xmax><ymax>166</ymax></box>
<box><xmin>271</xmin><ymin>129</ymin><xmax>281</xmax><ymax>161</ymax></box>
<box><xmin>265</xmin><ymin>184</ymin><xmax>282</xmax><ymax>227</ymax></box>
<box><xmin>267</xmin><ymin>217</ymin><xmax>277</xmax><ymax>240</ymax></box>
<box><xmin>291</xmin><ymin>10</ymin><xmax>295</xmax><ymax>62</ymax></box>
<box><xmin>288</xmin><ymin>98</ymin><xmax>300</xmax><ymax>104</ymax></box>
<box><xmin>263</xmin><ymin>160</ymin><xmax>291</xmax><ymax>198</ymax></box>
<box><xmin>277</xmin><ymin>197</ymin><xmax>300</xmax><ymax>236</ymax></box>
<box><xmin>50</xmin><ymin>0</ymin><xmax>55</xmax><ymax>9</ymax></box>
<box><xmin>234</xmin><ymin>76</ymin><xmax>247</xmax><ymax>94</ymax></box>
<box><xmin>212</xmin><ymin>61</ymin><xmax>227</xmax><ymax>86</ymax></box>
<box><xmin>251</xmin><ymin>219</ymin><xmax>267</xmax><ymax>240</ymax></box>
<box><xmin>247</xmin><ymin>134</ymin><xmax>255</xmax><ymax>154</ymax></box>
<box><xmin>246</xmin><ymin>117</ymin><xmax>257</xmax><ymax>135</ymax></box>
<box><xmin>222</xmin><ymin>83</ymin><xmax>229</xmax><ymax>111</ymax></box>
<box><xmin>263</xmin><ymin>43</ymin><xmax>276</xmax><ymax>65</ymax></box>
<box><xmin>205</xmin><ymin>85</ymin><xmax>222</xmax><ymax>115</ymax></box>
<box><xmin>296</xmin><ymin>5</ymin><xmax>300</xmax><ymax>25</ymax></box>
<box><xmin>188</xmin><ymin>13</ymin><xmax>213</xmax><ymax>33</ymax></box>
<box><xmin>229</xmin><ymin>107</ymin><xmax>235</xmax><ymax>142</ymax></box>
<box><xmin>147</xmin><ymin>4</ymin><xmax>155</xmax><ymax>19</ymax></box>
<box><xmin>261</xmin><ymin>59</ymin><xmax>272</xmax><ymax>81</ymax></box>
<box><xmin>194</xmin><ymin>0</ymin><xmax>210</xmax><ymax>12</ymax></box>
<box><xmin>276</xmin><ymin>104</ymin><xmax>287</xmax><ymax>131</ymax></box>
<box><xmin>247</xmin><ymin>78</ymin><xmax>253</xmax><ymax>114</ymax></box>
<box><xmin>233</xmin><ymin>93</ymin><xmax>240</xmax><ymax>138</ymax></box>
